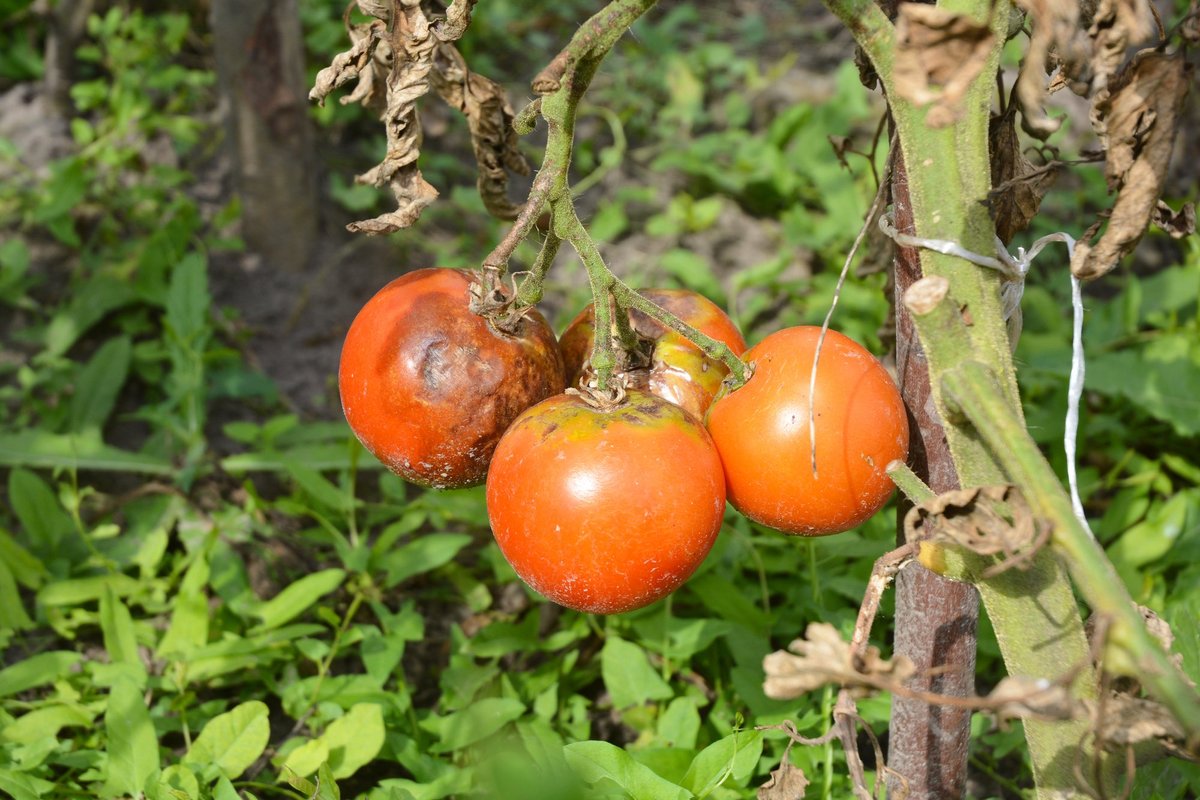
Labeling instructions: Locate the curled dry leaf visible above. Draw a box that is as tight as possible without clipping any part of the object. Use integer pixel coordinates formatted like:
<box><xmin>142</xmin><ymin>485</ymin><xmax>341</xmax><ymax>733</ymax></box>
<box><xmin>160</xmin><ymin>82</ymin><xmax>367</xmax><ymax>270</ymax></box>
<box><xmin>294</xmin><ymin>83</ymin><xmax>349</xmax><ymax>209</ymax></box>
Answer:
<box><xmin>1071</xmin><ymin>51</ymin><xmax>1192</xmax><ymax>280</ymax></box>
<box><xmin>1010</xmin><ymin>0</ymin><xmax>1090</xmax><ymax>137</ymax></box>
<box><xmin>762</xmin><ymin>622</ymin><xmax>915</xmax><ymax>700</ymax></box>
<box><xmin>904</xmin><ymin>485</ymin><xmax>1049</xmax><ymax>575</ymax></box>
<box><xmin>757</xmin><ymin>753</ymin><xmax>809</xmax><ymax>800</ymax></box>
<box><xmin>1151</xmin><ymin>200</ymin><xmax>1196</xmax><ymax>239</ymax></box>
<box><xmin>988</xmin><ymin>105</ymin><xmax>1058</xmax><ymax>243</ymax></box>
<box><xmin>987</xmin><ymin>676</ymin><xmax>1079</xmax><ymax>723</ymax></box>
<box><xmin>1090</xmin><ymin>693</ymin><xmax>1196</xmax><ymax>762</ymax></box>
<box><xmin>892</xmin><ymin>5</ymin><xmax>995</xmax><ymax>128</ymax></box>
<box><xmin>309</xmin><ymin>1</ymin><xmax>485</xmax><ymax>235</ymax></box>
<box><xmin>1087</xmin><ymin>0</ymin><xmax>1157</xmax><ymax>93</ymax></box>
<box><xmin>431</xmin><ymin>44</ymin><xmax>530</xmax><ymax>221</ymax></box>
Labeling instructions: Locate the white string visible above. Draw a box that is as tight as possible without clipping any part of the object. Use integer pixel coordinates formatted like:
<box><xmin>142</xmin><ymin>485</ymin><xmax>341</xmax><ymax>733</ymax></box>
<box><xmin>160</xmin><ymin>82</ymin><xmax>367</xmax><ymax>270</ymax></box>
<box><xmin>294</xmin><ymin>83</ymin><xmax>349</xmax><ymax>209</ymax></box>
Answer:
<box><xmin>877</xmin><ymin>214</ymin><xmax>1094</xmax><ymax>537</ymax></box>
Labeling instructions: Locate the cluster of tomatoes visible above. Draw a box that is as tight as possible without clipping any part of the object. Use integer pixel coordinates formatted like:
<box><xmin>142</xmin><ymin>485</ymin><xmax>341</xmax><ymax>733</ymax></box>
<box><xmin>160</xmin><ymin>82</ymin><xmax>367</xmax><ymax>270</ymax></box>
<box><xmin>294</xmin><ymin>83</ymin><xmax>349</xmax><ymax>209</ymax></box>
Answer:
<box><xmin>339</xmin><ymin>268</ymin><xmax>909</xmax><ymax>615</ymax></box>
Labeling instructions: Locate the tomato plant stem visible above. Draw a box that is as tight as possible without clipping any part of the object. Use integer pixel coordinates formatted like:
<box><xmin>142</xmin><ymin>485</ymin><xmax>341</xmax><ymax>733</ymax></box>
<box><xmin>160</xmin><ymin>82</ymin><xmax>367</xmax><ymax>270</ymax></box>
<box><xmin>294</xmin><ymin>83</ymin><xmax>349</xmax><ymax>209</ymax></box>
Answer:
<box><xmin>942</xmin><ymin>360</ymin><xmax>1200</xmax><ymax>747</ymax></box>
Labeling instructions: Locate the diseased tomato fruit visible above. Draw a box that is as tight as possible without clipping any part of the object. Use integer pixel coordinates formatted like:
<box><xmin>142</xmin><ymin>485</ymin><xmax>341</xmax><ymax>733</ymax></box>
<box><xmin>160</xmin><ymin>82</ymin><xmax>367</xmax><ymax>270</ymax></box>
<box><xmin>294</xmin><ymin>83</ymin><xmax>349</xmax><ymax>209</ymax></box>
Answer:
<box><xmin>486</xmin><ymin>390</ymin><xmax>726</xmax><ymax>614</ymax></box>
<box><xmin>706</xmin><ymin>326</ymin><xmax>908</xmax><ymax>536</ymax></box>
<box><xmin>558</xmin><ymin>289</ymin><xmax>747</xmax><ymax>419</ymax></box>
<box><xmin>339</xmin><ymin>268</ymin><xmax>565</xmax><ymax>489</ymax></box>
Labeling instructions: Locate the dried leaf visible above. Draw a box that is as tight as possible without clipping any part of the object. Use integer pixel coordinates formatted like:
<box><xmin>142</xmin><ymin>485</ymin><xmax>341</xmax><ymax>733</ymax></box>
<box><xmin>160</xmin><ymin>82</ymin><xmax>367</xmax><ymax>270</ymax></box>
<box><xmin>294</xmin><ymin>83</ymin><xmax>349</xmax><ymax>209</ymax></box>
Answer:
<box><xmin>1071</xmin><ymin>51</ymin><xmax>1192</xmax><ymax>279</ymax></box>
<box><xmin>1087</xmin><ymin>0</ymin><xmax>1157</xmax><ymax>93</ymax></box>
<box><xmin>1010</xmin><ymin>0</ymin><xmax>1090</xmax><ymax>137</ymax></box>
<box><xmin>758</xmin><ymin>754</ymin><xmax>809</xmax><ymax>800</ymax></box>
<box><xmin>308</xmin><ymin>20</ymin><xmax>387</xmax><ymax>108</ymax></box>
<box><xmin>762</xmin><ymin>622</ymin><xmax>915</xmax><ymax>700</ymax></box>
<box><xmin>987</xmin><ymin>676</ymin><xmax>1079</xmax><ymax>722</ymax></box>
<box><xmin>1151</xmin><ymin>200</ymin><xmax>1196</xmax><ymax>239</ymax></box>
<box><xmin>988</xmin><ymin>105</ymin><xmax>1058</xmax><ymax>242</ymax></box>
<box><xmin>1184</xmin><ymin>1</ymin><xmax>1200</xmax><ymax>44</ymax></box>
<box><xmin>431</xmin><ymin>44</ymin><xmax>530</xmax><ymax>220</ymax></box>
<box><xmin>1089</xmin><ymin>693</ymin><xmax>1195</xmax><ymax>762</ymax></box>
<box><xmin>904</xmin><ymin>485</ymin><xmax>1048</xmax><ymax>574</ymax></box>
<box><xmin>893</xmin><ymin>5</ymin><xmax>995</xmax><ymax>128</ymax></box>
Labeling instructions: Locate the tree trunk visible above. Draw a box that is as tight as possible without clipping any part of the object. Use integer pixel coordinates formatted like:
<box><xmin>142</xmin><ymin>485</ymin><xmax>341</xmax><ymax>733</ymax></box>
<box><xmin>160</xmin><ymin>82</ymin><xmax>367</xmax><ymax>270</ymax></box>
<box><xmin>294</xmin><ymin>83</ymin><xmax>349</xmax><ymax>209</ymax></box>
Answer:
<box><xmin>886</xmin><ymin>153</ymin><xmax>980</xmax><ymax>800</ymax></box>
<box><xmin>211</xmin><ymin>0</ymin><xmax>317</xmax><ymax>270</ymax></box>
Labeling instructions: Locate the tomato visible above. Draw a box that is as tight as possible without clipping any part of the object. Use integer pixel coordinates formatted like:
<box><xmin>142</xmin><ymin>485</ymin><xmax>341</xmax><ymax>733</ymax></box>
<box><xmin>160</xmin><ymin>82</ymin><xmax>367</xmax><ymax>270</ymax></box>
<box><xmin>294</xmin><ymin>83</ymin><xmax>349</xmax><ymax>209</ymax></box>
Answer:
<box><xmin>486</xmin><ymin>390</ymin><xmax>726</xmax><ymax>614</ymax></box>
<box><xmin>705</xmin><ymin>326</ymin><xmax>908</xmax><ymax>536</ymax></box>
<box><xmin>558</xmin><ymin>289</ymin><xmax>747</xmax><ymax>419</ymax></box>
<box><xmin>339</xmin><ymin>268</ymin><xmax>565</xmax><ymax>489</ymax></box>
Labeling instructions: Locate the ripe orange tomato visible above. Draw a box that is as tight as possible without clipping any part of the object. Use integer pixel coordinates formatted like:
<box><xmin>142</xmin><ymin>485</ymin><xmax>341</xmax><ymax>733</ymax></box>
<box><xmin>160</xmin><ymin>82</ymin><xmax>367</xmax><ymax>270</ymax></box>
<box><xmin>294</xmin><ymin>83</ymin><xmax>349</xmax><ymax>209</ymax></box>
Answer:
<box><xmin>558</xmin><ymin>289</ymin><xmax>747</xmax><ymax>420</ymax></box>
<box><xmin>339</xmin><ymin>268</ymin><xmax>565</xmax><ymax>489</ymax></box>
<box><xmin>706</xmin><ymin>326</ymin><xmax>908</xmax><ymax>536</ymax></box>
<box><xmin>486</xmin><ymin>390</ymin><xmax>726</xmax><ymax>614</ymax></box>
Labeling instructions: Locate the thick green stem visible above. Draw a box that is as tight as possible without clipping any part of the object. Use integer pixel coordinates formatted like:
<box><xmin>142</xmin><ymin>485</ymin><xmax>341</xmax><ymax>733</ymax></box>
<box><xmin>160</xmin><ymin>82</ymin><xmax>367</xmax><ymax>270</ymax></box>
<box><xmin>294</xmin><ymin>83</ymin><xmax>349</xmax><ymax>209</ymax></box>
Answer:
<box><xmin>942</xmin><ymin>361</ymin><xmax>1200</xmax><ymax>748</ymax></box>
<box><xmin>904</xmin><ymin>277</ymin><xmax>1113</xmax><ymax>794</ymax></box>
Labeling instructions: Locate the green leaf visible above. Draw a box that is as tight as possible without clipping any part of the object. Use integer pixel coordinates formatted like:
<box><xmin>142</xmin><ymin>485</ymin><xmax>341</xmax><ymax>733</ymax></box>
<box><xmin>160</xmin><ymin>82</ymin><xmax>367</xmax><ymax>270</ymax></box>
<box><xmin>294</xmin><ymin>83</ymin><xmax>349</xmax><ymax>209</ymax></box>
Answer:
<box><xmin>680</xmin><ymin>730</ymin><xmax>763</xmax><ymax>796</ymax></box>
<box><xmin>251</xmin><ymin>568</ymin><xmax>346</xmax><ymax>632</ymax></box>
<box><xmin>0</xmin><ymin>768</ymin><xmax>53</xmax><ymax>800</ymax></box>
<box><xmin>0</xmin><ymin>651</ymin><xmax>82</xmax><ymax>698</ymax></box>
<box><xmin>657</xmin><ymin>698</ymin><xmax>701</xmax><ymax>749</ymax></box>
<box><xmin>1108</xmin><ymin>490</ymin><xmax>1199</xmax><ymax>573</ymax></box>
<box><xmin>284</xmin><ymin>464</ymin><xmax>356</xmax><ymax>514</ymax></box>
<box><xmin>100</xmin><ymin>676</ymin><xmax>159</xmax><ymax>798</ymax></box>
<box><xmin>1</xmin><ymin>705</ymin><xmax>95</xmax><ymax>745</ymax></box>
<box><xmin>421</xmin><ymin>697</ymin><xmax>526</xmax><ymax>752</ymax></box>
<box><xmin>184</xmin><ymin>700</ymin><xmax>270</xmax><ymax>779</ymax></box>
<box><xmin>100</xmin><ymin>586</ymin><xmax>146</xmax><ymax>686</ymax></box>
<box><xmin>322</xmin><ymin>703</ymin><xmax>386</xmax><ymax>779</ymax></box>
<box><xmin>150</xmin><ymin>764</ymin><xmax>200</xmax><ymax>800</ymax></box>
<box><xmin>43</xmin><ymin>276</ymin><xmax>138</xmax><ymax>357</ymax></box>
<box><xmin>0</xmin><ymin>558</ymin><xmax>33</xmax><ymax>630</ymax></box>
<box><xmin>1086</xmin><ymin>335</ymin><xmax>1200</xmax><ymax>437</ymax></box>
<box><xmin>0</xmin><ymin>528</ymin><xmax>49</xmax><ymax>589</ymax></box>
<box><xmin>0</xmin><ymin>431</ymin><xmax>174</xmax><ymax>475</ymax></box>
<box><xmin>38</xmin><ymin>573</ymin><xmax>142</xmax><ymax>606</ymax></box>
<box><xmin>165</xmin><ymin>252</ymin><xmax>210</xmax><ymax>342</ymax></box>
<box><xmin>601</xmin><ymin>636</ymin><xmax>674</xmax><ymax>710</ymax></box>
<box><xmin>8</xmin><ymin>468</ymin><xmax>72</xmax><ymax>553</ymax></box>
<box><xmin>563</xmin><ymin>741</ymin><xmax>692</xmax><ymax>800</ymax></box>
<box><xmin>157</xmin><ymin>553</ymin><xmax>210</xmax><ymax>657</ymax></box>
<box><xmin>67</xmin><ymin>336</ymin><xmax>132</xmax><ymax>433</ymax></box>
<box><xmin>380</xmin><ymin>534</ymin><xmax>472</xmax><ymax>587</ymax></box>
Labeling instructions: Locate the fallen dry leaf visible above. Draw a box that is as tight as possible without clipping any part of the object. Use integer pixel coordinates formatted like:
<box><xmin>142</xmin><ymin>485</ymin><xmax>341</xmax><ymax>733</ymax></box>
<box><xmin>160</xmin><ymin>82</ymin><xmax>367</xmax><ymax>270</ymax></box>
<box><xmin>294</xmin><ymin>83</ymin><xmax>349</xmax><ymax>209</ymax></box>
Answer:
<box><xmin>1072</xmin><ymin>51</ymin><xmax>1192</xmax><ymax>279</ymax></box>
<box><xmin>893</xmin><ymin>5</ymin><xmax>995</xmax><ymax>128</ymax></box>
<box><xmin>987</xmin><ymin>676</ymin><xmax>1079</xmax><ymax>723</ymax></box>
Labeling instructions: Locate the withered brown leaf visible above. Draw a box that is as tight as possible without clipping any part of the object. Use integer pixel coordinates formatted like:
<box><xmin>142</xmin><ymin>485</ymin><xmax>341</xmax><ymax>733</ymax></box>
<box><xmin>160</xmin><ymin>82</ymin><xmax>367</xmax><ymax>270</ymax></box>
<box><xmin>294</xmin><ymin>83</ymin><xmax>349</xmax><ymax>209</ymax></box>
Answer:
<box><xmin>1151</xmin><ymin>200</ymin><xmax>1197</xmax><ymax>239</ymax></box>
<box><xmin>988</xmin><ymin>105</ymin><xmax>1058</xmax><ymax>242</ymax></box>
<box><xmin>1071</xmin><ymin>51</ymin><xmax>1192</xmax><ymax>279</ymax></box>
<box><xmin>758</xmin><ymin>754</ymin><xmax>809</xmax><ymax>800</ymax></box>
<box><xmin>905</xmin><ymin>485</ymin><xmax>1048</xmax><ymax>575</ymax></box>
<box><xmin>1087</xmin><ymin>0</ymin><xmax>1157</xmax><ymax>92</ymax></box>
<box><xmin>893</xmin><ymin>5</ymin><xmax>995</xmax><ymax>128</ymax></box>
<box><xmin>763</xmin><ymin>622</ymin><xmax>915</xmax><ymax>700</ymax></box>
<box><xmin>431</xmin><ymin>44</ymin><xmax>531</xmax><ymax>221</ymax></box>
<box><xmin>1010</xmin><ymin>0</ymin><xmax>1090</xmax><ymax>137</ymax></box>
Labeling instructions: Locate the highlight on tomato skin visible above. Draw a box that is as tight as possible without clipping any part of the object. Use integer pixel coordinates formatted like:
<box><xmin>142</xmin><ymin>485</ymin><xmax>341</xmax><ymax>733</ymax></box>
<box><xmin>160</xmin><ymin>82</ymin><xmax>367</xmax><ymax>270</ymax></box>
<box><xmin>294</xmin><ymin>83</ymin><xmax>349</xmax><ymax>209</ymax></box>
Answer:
<box><xmin>558</xmin><ymin>288</ymin><xmax>747</xmax><ymax>420</ymax></box>
<box><xmin>338</xmin><ymin>267</ymin><xmax>566</xmax><ymax>490</ymax></box>
<box><xmin>485</xmin><ymin>389</ymin><xmax>727</xmax><ymax>615</ymax></box>
<box><xmin>705</xmin><ymin>326</ymin><xmax>909</xmax><ymax>536</ymax></box>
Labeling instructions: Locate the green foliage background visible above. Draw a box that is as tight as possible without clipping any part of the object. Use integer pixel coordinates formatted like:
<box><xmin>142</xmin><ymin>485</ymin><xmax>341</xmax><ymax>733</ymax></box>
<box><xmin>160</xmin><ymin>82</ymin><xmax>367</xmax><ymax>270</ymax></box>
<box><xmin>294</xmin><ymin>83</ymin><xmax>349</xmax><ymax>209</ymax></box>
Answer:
<box><xmin>0</xmin><ymin>2</ymin><xmax>1197</xmax><ymax>799</ymax></box>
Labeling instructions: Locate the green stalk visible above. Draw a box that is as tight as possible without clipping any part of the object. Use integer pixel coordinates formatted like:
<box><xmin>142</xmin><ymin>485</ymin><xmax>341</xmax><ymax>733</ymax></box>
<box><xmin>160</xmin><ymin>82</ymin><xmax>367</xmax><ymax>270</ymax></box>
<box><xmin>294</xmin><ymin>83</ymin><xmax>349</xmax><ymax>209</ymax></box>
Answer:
<box><xmin>942</xmin><ymin>361</ymin><xmax>1200</xmax><ymax>746</ymax></box>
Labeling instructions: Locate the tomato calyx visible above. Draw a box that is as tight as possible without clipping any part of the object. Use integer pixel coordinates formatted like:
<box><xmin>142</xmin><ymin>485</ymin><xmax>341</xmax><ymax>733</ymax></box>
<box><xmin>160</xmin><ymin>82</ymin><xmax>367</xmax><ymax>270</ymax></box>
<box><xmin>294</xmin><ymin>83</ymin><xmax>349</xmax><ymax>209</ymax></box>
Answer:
<box><xmin>467</xmin><ymin>267</ymin><xmax>535</xmax><ymax>336</ymax></box>
<box><xmin>565</xmin><ymin>378</ymin><xmax>628</xmax><ymax>411</ymax></box>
